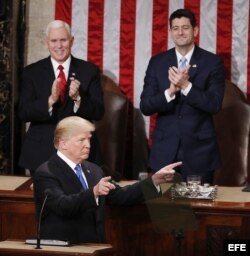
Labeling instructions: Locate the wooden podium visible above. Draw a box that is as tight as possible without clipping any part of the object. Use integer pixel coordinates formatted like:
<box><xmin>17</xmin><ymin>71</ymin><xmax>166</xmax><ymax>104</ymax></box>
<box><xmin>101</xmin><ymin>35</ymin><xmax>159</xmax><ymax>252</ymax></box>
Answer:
<box><xmin>1</xmin><ymin>175</ymin><xmax>250</xmax><ymax>255</ymax></box>
<box><xmin>0</xmin><ymin>176</ymin><xmax>114</xmax><ymax>255</ymax></box>
<box><xmin>0</xmin><ymin>240</ymin><xmax>114</xmax><ymax>256</ymax></box>
<box><xmin>0</xmin><ymin>175</ymin><xmax>36</xmax><ymax>241</ymax></box>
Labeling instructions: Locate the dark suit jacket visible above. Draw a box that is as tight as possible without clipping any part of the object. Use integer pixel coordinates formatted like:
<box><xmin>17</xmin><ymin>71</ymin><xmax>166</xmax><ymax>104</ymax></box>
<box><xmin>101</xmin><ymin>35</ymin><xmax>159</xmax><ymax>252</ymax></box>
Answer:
<box><xmin>33</xmin><ymin>154</ymin><xmax>159</xmax><ymax>243</ymax></box>
<box><xmin>140</xmin><ymin>46</ymin><xmax>225</xmax><ymax>177</ymax></box>
<box><xmin>18</xmin><ymin>56</ymin><xmax>104</xmax><ymax>172</ymax></box>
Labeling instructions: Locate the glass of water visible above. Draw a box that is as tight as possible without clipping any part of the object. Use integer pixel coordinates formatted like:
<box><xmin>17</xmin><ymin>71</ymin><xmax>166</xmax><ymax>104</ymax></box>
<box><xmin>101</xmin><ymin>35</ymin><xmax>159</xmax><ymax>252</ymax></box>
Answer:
<box><xmin>187</xmin><ymin>175</ymin><xmax>201</xmax><ymax>197</ymax></box>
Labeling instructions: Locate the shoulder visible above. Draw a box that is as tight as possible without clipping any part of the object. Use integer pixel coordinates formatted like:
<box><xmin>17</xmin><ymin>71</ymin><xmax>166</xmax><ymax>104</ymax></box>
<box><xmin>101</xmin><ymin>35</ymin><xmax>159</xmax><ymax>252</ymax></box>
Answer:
<box><xmin>148</xmin><ymin>48</ymin><xmax>175</xmax><ymax>66</ymax></box>
<box><xmin>152</xmin><ymin>48</ymin><xmax>175</xmax><ymax>60</ymax></box>
<box><xmin>23</xmin><ymin>57</ymin><xmax>51</xmax><ymax>75</ymax></box>
<box><xmin>195</xmin><ymin>46</ymin><xmax>223</xmax><ymax>62</ymax></box>
<box><xmin>34</xmin><ymin>160</ymin><xmax>51</xmax><ymax>180</ymax></box>
<box><xmin>34</xmin><ymin>154</ymin><xmax>62</xmax><ymax>177</ymax></box>
<box><xmin>71</xmin><ymin>56</ymin><xmax>99</xmax><ymax>71</ymax></box>
<box><xmin>24</xmin><ymin>57</ymin><xmax>51</xmax><ymax>70</ymax></box>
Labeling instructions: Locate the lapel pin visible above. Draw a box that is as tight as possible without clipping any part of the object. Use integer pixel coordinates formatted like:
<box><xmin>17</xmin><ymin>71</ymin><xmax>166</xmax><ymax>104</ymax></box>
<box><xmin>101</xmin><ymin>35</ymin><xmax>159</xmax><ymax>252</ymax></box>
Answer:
<box><xmin>192</xmin><ymin>64</ymin><xmax>197</xmax><ymax>68</ymax></box>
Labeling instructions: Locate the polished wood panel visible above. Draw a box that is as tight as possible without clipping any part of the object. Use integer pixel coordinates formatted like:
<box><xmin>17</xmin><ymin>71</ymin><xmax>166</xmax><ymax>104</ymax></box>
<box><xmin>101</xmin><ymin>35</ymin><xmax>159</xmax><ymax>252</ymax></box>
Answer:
<box><xmin>105</xmin><ymin>197</ymin><xmax>250</xmax><ymax>256</ymax></box>
<box><xmin>0</xmin><ymin>240</ymin><xmax>114</xmax><ymax>256</ymax></box>
<box><xmin>0</xmin><ymin>177</ymin><xmax>36</xmax><ymax>241</ymax></box>
<box><xmin>1</xmin><ymin>176</ymin><xmax>250</xmax><ymax>256</ymax></box>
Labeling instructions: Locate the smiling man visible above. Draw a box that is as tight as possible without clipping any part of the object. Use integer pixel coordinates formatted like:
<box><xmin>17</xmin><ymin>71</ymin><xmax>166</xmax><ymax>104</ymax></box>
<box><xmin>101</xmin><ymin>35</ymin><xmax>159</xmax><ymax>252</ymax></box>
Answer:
<box><xmin>140</xmin><ymin>8</ymin><xmax>225</xmax><ymax>184</ymax></box>
<box><xmin>18</xmin><ymin>20</ymin><xmax>104</xmax><ymax>175</ymax></box>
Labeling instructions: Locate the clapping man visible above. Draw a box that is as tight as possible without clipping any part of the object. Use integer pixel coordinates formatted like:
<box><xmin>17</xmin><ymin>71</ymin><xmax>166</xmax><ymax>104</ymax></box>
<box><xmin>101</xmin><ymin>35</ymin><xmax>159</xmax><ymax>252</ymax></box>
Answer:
<box><xmin>18</xmin><ymin>20</ymin><xmax>104</xmax><ymax>175</ymax></box>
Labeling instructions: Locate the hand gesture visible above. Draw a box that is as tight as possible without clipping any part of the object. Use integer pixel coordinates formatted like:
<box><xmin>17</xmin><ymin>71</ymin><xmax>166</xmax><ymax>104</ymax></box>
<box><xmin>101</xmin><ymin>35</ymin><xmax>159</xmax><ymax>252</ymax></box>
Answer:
<box><xmin>69</xmin><ymin>77</ymin><xmax>81</xmax><ymax>101</ymax></box>
<box><xmin>93</xmin><ymin>176</ymin><xmax>116</xmax><ymax>197</ymax></box>
<box><xmin>48</xmin><ymin>78</ymin><xmax>60</xmax><ymax>107</ymax></box>
<box><xmin>168</xmin><ymin>65</ymin><xmax>190</xmax><ymax>90</ymax></box>
<box><xmin>152</xmin><ymin>161</ymin><xmax>182</xmax><ymax>186</ymax></box>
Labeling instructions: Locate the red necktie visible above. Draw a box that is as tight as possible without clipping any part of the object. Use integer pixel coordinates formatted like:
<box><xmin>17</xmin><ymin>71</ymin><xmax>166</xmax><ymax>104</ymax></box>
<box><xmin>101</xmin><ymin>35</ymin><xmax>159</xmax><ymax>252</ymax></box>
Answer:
<box><xmin>57</xmin><ymin>65</ymin><xmax>67</xmax><ymax>102</ymax></box>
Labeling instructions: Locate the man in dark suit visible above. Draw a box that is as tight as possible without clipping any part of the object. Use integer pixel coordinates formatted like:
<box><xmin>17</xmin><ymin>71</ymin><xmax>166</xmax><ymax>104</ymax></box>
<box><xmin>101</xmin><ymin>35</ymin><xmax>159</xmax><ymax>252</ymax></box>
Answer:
<box><xmin>33</xmin><ymin>116</ymin><xmax>182</xmax><ymax>243</ymax></box>
<box><xmin>140</xmin><ymin>9</ymin><xmax>225</xmax><ymax>184</ymax></box>
<box><xmin>18</xmin><ymin>20</ymin><xmax>104</xmax><ymax>175</ymax></box>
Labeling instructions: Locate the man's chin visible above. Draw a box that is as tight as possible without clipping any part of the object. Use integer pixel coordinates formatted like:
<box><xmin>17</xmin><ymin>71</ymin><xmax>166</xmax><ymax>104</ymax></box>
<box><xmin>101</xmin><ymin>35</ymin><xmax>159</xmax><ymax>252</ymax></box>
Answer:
<box><xmin>81</xmin><ymin>153</ymin><xmax>89</xmax><ymax>160</ymax></box>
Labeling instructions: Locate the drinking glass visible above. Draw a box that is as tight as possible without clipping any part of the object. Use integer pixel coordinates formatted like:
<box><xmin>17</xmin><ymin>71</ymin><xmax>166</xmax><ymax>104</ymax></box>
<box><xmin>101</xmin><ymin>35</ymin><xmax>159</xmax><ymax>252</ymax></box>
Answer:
<box><xmin>187</xmin><ymin>175</ymin><xmax>201</xmax><ymax>197</ymax></box>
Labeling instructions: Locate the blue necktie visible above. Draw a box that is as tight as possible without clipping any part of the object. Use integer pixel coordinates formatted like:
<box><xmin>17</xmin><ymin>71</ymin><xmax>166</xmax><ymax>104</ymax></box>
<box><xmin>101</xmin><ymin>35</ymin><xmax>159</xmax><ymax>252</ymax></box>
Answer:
<box><xmin>179</xmin><ymin>57</ymin><xmax>187</xmax><ymax>71</ymax></box>
<box><xmin>75</xmin><ymin>164</ymin><xmax>88</xmax><ymax>189</ymax></box>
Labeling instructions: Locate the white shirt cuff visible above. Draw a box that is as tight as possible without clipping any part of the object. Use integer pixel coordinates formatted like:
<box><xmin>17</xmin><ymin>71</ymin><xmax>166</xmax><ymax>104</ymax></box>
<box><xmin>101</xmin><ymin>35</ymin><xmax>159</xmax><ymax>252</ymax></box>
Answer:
<box><xmin>165</xmin><ymin>89</ymin><xmax>176</xmax><ymax>102</ymax></box>
<box><xmin>95</xmin><ymin>196</ymin><xmax>99</xmax><ymax>205</ymax></box>
<box><xmin>48</xmin><ymin>107</ymin><xmax>53</xmax><ymax>116</ymax></box>
<box><xmin>155</xmin><ymin>184</ymin><xmax>161</xmax><ymax>193</ymax></box>
<box><xmin>73</xmin><ymin>104</ymin><xmax>80</xmax><ymax>113</ymax></box>
<box><xmin>181</xmin><ymin>82</ymin><xmax>192</xmax><ymax>96</ymax></box>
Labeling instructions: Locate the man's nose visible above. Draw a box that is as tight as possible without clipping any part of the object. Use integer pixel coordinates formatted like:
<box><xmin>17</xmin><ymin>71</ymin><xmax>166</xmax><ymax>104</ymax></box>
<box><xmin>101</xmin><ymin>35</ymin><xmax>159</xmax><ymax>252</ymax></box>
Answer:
<box><xmin>178</xmin><ymin>28</ymin><xmax>184</xmax><ymax>34</ymax></box>
<box><xmin>85</xmin><ymin>139</ymin><xmax>91</xmax><ymax>148</ymax></box>
<box><xmin>56</xmin><ymin>41</ymin><xmax>62</xmax><ymax>48</ymax></box>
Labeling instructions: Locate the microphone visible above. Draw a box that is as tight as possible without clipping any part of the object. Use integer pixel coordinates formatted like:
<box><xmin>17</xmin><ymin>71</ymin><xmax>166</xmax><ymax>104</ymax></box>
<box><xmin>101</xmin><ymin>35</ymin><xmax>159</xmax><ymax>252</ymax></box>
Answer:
<box><xmin>36</xmin><ymin>189</ymin><xmax>50</xmax><ymax>249</ymax></box>
<box><xmin>25</xmin><ymin>188</ymin><xmax>70</xmax><ymax>247</ymax></box>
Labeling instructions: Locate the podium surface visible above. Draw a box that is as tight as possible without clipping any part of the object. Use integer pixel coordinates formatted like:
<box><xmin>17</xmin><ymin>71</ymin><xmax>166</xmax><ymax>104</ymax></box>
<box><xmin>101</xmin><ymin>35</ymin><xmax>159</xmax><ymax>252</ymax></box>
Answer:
<box><xmin>0</xmin><ymin>240</ymin><xmax>114</xmax><ymax>256</ymax></box>
<box><xmin>1</xmin><ymin>175</ymin><xmax>250</xmax><ymax>255</ymax></box>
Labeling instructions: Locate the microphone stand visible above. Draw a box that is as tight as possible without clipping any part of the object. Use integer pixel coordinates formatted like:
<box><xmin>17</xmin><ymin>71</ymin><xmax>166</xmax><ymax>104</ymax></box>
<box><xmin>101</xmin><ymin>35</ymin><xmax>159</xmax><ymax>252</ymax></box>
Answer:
<box><xmin>35</xmin><ymin>193</ymin><xmax>49</xmax><ymax>249</ymax></box>
<box><xmin>172</xmin><ymin>229</ymin><xmax>184</xmax><ymax>256</ymax></box>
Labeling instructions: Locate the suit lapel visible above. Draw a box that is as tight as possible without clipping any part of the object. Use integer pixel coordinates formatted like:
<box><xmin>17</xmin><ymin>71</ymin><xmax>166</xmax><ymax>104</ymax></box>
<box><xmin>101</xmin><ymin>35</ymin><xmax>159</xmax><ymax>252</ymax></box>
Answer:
<box><xmin>53</xmin><ymin>155</ymin><xmax>83</xmax><ymax>189</ymax></box>
<box><xmin>166</xmin><ymin>48</ymin><xmax>178</xmax><ymax>69</ymax></box>
<box><xmin>167</xmin><ymin>46</ymin><xmax>199</xmax><ymax>78</ymax></box>
<box><xmin>36</xmin><ymin>57</ymin><xmax>56</xmax><ymax>99</ymax></box>
<box><xmin>62</xmin><ymin>56</ymin><xmax>79</xmax><ymax>103</ymax></box>
<box><xmin>81</xmin><ymin>162</ymin><xmax>99</xmax><ymax>188</ymax></box>
<box><xmin>52</xmin><ymin>155</ymin><xmax>101</xmax><ymax>191</ymax></box>
<box><xmin>68</xmin><ymin>56</ymin><xmax>79</xmax><ymax>79</ymax></box>
<box><xmin>42</xmin><ymin>57</ymin><xmax>55</xmax><ymax>81</ymax></box>
<box><xmin>189</xmin><ymin>46</ymin><xmax>200</xmax><ymax>79</ymax></box>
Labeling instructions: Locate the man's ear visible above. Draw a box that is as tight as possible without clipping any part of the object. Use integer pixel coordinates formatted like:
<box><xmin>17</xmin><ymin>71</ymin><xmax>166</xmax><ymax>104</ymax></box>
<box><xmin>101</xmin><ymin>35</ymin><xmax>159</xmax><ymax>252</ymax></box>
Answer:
<box><xmin>70</xmin><ymin>36</ymin><xmax>74</xmax><ymax>46</ymax></box>
<box><xmin>194</xmin><ymin>26</ymin><xmax>199</xmax><ymax>37</ymax></box>
<box><xmin>60</xmin><ymin>139</ymin><xmax>68</xmax><ymax>150</ymax></box>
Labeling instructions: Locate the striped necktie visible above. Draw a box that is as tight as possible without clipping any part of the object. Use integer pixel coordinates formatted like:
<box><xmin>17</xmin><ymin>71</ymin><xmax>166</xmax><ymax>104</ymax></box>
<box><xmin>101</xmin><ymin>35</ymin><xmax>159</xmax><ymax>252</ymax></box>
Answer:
<box><xmin>75</xmin><ymin>164</ymin><xmax>88</xmax><ymax>189</ymax></box>
<box><xmin>179</xmin><ymin>57</ymin><xmax>187</xmax><ymax>71</ymax></box>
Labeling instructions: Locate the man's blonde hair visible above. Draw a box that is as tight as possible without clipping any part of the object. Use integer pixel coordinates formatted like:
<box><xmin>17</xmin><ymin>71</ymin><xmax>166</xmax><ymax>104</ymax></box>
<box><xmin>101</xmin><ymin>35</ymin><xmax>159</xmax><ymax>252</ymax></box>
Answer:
<box><xmin>54</xmin><ymin>116</ymin><xmax>95</xmax><ymax>148</ymax></box>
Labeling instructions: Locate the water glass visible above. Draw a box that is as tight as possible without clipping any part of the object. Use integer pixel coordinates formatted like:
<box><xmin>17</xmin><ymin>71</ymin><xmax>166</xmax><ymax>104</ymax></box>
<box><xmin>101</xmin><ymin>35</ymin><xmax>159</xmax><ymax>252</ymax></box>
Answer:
<box><xmin>138</xmin><ymin>172</ymin><xmax>148</xmax><ymax>181</ymax></box>
<box><xmin>187</xmin><ymin>175</ymin><xmax>201</xmax><ymax>196</ymax></box>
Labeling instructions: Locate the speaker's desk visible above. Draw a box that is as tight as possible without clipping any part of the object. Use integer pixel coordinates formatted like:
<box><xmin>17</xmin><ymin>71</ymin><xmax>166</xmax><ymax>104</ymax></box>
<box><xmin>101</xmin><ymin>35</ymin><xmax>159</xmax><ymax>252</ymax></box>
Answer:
<box><xmin>0</xmin><ymin>240</ymin><xmax>114</xmax><ymax>256</ymax></box>
<box><xmin>105</xmin><ymin>182</ymin><xmax>250</xmax><ymax>256</ymax></box>
<box><xmin>1</xmin><ymin>176</ymin><xmax>250</xmax><ymax>256</ymax></box>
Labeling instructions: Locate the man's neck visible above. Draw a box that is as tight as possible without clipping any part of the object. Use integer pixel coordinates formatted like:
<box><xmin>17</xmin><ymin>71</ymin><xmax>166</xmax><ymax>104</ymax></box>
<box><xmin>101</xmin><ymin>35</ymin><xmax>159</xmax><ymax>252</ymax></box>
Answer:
<box><xmin>176</xmin><ymin>44</ymin><xmax>195</xmax><ymax>56</ymax></box>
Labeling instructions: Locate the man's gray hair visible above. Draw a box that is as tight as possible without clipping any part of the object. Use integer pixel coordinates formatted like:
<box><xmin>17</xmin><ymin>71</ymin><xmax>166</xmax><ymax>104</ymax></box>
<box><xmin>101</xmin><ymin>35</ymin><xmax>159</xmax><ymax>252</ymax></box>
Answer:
<box><xmin>45</xmin><ymin>20</ymin><xmax>71</xmax><ymax>37</ymax></box>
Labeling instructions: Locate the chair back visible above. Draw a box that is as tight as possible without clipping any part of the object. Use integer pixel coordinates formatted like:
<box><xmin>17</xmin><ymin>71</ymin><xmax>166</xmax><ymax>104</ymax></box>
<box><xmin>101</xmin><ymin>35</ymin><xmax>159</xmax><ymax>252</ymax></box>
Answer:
<box><xmin>213</xmin><ymin>80</ymin><xmax>250</xmax><ymax>186</ymax></box>
<box><xmin>95</xmin><ymin>75</ymin><xmax>129</xmax><ymax>180</ymax></box>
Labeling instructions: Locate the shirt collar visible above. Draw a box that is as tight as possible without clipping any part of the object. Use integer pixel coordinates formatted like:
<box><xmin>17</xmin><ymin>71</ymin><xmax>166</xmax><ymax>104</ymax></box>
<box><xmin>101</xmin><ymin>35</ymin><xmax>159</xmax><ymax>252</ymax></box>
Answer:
<box><xmin>57</xmin><ymin>150</ymin><xmax>79</xmax><ymax>172</ymax></box>
<box><xmin>175</xmin><ymin>46</ymin><xmax>195</xmax><ymax>65</ymax></box>
<box><xmin>51</xmin><ymin>56</ymin><xmax>71</xmax><ymax>78</ymax></box>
